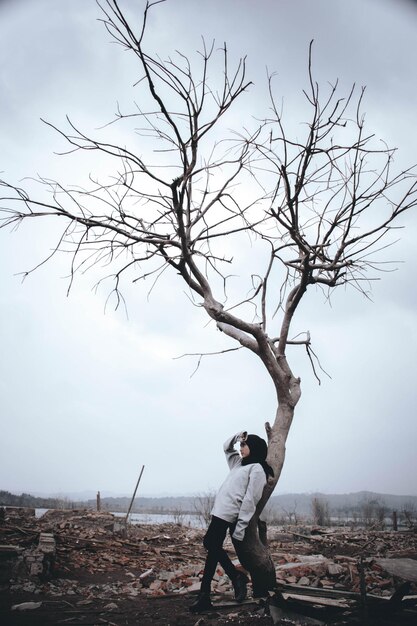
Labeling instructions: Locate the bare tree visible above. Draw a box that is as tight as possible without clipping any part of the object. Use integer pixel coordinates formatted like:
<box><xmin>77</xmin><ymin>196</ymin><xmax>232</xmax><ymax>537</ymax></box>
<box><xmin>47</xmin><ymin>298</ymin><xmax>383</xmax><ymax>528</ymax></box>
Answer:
<box><xmin>401</xmin><ymin>501</ymin><xmax>417</xmax><ymax>530</ymax></box>
<box><xmin>1</xmin><ymin>0</ymin><xmax>416</xmax><ymax>594</ymax></box>
<box><xmin>359</xmin><ymin>496</ymin><xmax>387</xmax><ymax>529</ymax></box>
<box><xmin>311</xmin><ymin>496</ymin><xmax>330</xmax><ymax>526</ymax></box>
<box><xmin>280</xmin><ymin>501</ymin><xmax>300</xmax><ymax>526</ymax></box>
<box><xmin>193</xmin><ymin>492</ymin><xmax>216</xmax><ymax>528</ymax></box>
<box><xmin>171</xmin><ymin>505</ymin><xmax>186</xmax><ymax>527</ymax></box>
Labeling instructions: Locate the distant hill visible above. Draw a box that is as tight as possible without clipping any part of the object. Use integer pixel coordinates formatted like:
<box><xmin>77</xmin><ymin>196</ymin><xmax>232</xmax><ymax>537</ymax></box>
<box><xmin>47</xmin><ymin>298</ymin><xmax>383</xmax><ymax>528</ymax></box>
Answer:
<box><xmin>97</xmin><ymin>490</ymin><xmax>417</xmax><ymax>518</ymax></box>
<box><xmin>0</xmin><ymin>490</ymin><xmax>83</xmax><ymax>510</ymax></box>
<box><xmin>268</xmin><ymin>491</ymin><xmax>417</xmax><ymax>517</ymax></box>
<box><xmin>2</xmin><ymin>489</ymin><xmax>416</xmax><ymax>518</ymax></box>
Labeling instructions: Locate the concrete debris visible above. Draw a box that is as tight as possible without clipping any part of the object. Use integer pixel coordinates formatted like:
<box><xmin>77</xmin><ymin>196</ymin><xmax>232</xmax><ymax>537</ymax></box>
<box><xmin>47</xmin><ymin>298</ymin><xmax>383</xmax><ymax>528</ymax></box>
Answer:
<box><xmin>103</xmin><ymin>601</ymin><xmax>119</xmax><ymax>610</ymax></box>
<box><xmin>0</xmin><ymin>507</ymin><xmax>416</xmax><ymax>623</ymax></box>
<box><xmin>375</xmin><ymin>557</ymin><xmax>417</xmax><ymax>583</ymax></box>
<box><xmin>11</xmin><ymin>601</ymin><xmax>42</xmax><ymax>611</ymax></box>
<box><xmin>269</xmin><ymin>600</ymin><xmax>325</xmax><ymax>625</ymax></box>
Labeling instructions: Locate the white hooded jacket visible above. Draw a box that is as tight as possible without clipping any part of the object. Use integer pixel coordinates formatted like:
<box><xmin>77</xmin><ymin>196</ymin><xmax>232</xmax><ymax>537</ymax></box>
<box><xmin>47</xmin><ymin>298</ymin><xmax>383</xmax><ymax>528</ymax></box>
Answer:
<box><xmin>211</xmin><ymin>432</ymin><xmax>267</xmax><ymax>541</ymax></box>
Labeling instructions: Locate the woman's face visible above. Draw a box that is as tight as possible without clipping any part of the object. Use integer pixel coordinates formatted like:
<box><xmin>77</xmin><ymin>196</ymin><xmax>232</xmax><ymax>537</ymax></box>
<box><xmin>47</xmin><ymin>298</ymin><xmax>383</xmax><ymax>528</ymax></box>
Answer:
<box><xmin>240</xmin><ymin>442</ymin><xmax>250</xmax><ymax>458</ymax></box>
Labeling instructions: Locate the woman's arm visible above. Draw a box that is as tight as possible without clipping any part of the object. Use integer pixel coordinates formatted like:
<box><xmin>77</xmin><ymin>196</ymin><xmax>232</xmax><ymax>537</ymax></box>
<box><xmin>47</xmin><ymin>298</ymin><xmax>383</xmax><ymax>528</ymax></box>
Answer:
<box><xmin>223</xmin><ymin>432</ymin><xmax>246</xmax><ymax>469</ymax></box>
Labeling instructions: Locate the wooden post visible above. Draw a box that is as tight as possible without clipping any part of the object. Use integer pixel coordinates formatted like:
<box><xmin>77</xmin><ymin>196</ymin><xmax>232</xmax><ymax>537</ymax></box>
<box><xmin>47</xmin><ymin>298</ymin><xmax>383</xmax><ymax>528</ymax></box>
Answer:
<box><xmin>358</xmin><ymin>555</ymin><xmax>368</xmax><ymax>625</ymax></box>
<box><xmin>96</xmin><ymin>491</ymin><xmax>101</xmax><ymax>512</ymax></box>
<box><xmin>125</xmin><ymin>465</ymin><xmax>145</xmax><ymax>529</ymax></box>
<box><xmin>392</xmin><ymin>510</ymin><xmax>398</xmax><ymax>531</ymax></box>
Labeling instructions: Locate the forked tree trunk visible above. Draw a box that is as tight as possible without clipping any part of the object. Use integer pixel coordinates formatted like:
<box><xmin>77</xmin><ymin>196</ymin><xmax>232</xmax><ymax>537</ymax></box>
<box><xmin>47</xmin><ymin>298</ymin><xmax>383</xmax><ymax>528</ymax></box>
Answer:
<box><xmin>234</xmin><ymin>400</ymin><xmax>297</xmax><ymax>595</ymax></box>
<box><xmin>213</xmin><ymin>315</ymin><xmax>301</xmax><ymax>594</ymax></box>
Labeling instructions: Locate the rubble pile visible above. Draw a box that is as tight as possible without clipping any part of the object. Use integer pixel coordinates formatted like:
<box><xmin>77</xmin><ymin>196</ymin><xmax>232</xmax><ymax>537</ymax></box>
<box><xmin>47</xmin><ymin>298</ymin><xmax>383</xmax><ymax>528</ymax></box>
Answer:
<box><xmin>268</xmin><ymin>526</ymin><xmax>417</xmax><ymax>597</ymax></box>
<box><xmin>1</xmin><ymin>507</ymin><xmax>417</xmax><ymax>624</ymax></box>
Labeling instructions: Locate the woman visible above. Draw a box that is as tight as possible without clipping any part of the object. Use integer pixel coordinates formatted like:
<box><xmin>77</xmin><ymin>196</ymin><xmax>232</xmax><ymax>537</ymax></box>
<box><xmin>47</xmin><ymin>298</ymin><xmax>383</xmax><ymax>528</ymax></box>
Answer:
<box><xmin>190</xmin><ymin>431</ymin><xmax>273</xmax><ymax>613</ymax></box>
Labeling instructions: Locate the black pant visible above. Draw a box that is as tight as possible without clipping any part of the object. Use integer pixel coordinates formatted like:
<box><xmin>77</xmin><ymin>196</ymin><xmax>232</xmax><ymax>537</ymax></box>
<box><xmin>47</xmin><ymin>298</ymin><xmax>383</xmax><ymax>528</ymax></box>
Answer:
<box><xmin>200</xmin><ymin>516</ymin><xmax>238</xmax><ymax>593</ymax></box>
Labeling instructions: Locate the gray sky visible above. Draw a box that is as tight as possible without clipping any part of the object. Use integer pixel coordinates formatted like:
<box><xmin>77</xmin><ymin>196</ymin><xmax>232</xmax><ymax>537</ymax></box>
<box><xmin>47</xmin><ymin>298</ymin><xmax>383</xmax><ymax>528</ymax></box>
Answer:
<box><xmin>1</xmin><ymin>0</ymin><xmax>416</xmax><ymax>499</ymax></box>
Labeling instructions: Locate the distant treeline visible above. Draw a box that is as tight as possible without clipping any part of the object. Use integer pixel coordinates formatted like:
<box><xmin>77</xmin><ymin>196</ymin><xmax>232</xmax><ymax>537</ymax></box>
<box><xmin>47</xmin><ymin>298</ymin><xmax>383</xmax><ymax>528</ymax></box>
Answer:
<box><xmin>0</xmin><ymin>490</ymin><xmax>81</xmax><ymax>510</ymax></box>
<box><xmin>0</xmin><ymin>491</ymin><xmax>196</xmax><ymax>514</ymax></box>
<box><xmin>72</xmin><ymin>491</ymin><xmax>417</xmax><ymax>528</ymax></box>
<box><xmin>266</xmin><ymin>490</ymin><xmax>417</xmax><ymax>518</ymax></box>
<box><xmin>2</xmin><ymin>490</ymin><xmax>417</xmax><ymax>526</ymax></box>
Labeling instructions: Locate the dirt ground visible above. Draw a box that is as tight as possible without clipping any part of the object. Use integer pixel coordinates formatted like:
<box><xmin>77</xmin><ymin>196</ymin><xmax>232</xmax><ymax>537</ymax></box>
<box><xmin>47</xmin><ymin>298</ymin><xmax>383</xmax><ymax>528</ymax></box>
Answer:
<box><xmin>1</xmin><ymin>508</ymin><xmax>416</xmax><ymax>625</ymax></box>
<box><xmin>0</xmin><ymin>588</ymin><xmax>274</xmax><ymax>626</ymax></box>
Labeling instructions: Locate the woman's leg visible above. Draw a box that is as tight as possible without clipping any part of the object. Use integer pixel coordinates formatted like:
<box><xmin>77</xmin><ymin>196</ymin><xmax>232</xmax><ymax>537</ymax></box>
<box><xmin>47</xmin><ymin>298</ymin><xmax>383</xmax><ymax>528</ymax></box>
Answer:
<box><xmin>200</xmin><ymin>516</ymin><xmax>237</xmax><ymax>592</ymax></box>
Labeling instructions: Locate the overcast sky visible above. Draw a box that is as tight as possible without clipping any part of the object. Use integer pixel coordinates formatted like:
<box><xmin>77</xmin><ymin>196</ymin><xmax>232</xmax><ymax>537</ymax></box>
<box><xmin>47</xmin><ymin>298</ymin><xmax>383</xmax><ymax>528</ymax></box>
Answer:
<box><xmin>1</xmin><ymin>0</ymin><xmax>416</xmax><ymax>500</ymax></box>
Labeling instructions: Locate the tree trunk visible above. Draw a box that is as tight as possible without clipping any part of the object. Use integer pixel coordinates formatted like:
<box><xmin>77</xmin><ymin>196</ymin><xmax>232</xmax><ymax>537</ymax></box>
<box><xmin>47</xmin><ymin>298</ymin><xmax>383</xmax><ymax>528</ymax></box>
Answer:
<box><xmin>233</xmin><ymin>517</ymin><xmax>276</xmax><ymax>596</ymax></box>
<box><xmin>234</xmin><ymin>399</ymin><xmax>297</xmax><ymax>595</ymax></box>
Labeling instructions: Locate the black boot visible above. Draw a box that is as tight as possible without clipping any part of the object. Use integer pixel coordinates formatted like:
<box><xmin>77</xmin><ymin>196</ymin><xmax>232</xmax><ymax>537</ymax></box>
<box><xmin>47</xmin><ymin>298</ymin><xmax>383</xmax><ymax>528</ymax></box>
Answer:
<box><xmin>189</xmin><ymin>591</ymin><xmax>213</xmax><ymax>613</ymax></box>
<box><xmin>233</xmin><ymin>572</ymin><xmax>248</xmax><ymax>603</ymax></box>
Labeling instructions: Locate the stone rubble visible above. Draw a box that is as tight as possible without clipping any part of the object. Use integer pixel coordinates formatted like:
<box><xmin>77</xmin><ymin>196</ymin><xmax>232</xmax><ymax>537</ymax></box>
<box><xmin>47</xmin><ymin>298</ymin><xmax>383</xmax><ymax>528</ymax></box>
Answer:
<box><xmin>1</xmin><ymin>507</ymin><xmax>417</xmax><ymax>609</ymax></box>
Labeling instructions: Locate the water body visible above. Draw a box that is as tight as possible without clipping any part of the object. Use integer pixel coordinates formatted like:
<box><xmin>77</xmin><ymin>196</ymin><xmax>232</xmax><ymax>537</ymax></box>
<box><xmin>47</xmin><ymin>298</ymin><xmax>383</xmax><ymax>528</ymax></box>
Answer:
<box><xmin>35</xmin><ymin>508</ymin><xmax>204</xmax><ymax>528</ymax></box>
<box><xmin>113</xmin><ymin>511</ymin><xmax>204</xmax><ymax>528</ymax></box>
